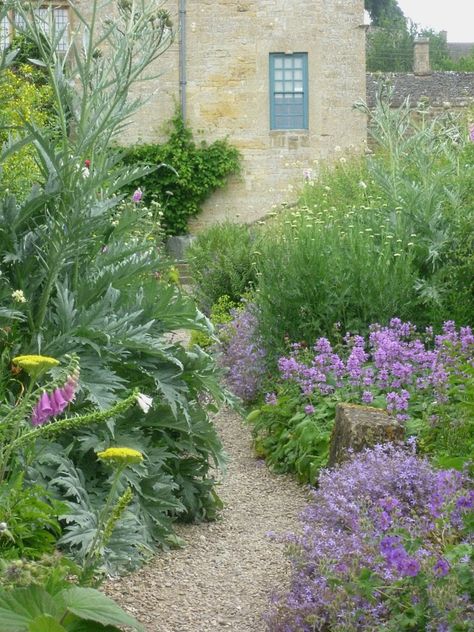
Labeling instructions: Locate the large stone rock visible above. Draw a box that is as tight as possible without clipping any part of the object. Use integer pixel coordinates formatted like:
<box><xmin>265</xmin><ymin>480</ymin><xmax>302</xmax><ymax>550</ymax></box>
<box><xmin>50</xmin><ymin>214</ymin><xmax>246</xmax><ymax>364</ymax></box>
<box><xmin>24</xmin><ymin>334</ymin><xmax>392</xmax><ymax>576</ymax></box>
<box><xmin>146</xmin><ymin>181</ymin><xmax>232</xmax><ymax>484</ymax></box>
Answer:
<box><xmin>328</xmin><ymin>403</ymin><xmax>404</xmax><ymax>467</ymax></box>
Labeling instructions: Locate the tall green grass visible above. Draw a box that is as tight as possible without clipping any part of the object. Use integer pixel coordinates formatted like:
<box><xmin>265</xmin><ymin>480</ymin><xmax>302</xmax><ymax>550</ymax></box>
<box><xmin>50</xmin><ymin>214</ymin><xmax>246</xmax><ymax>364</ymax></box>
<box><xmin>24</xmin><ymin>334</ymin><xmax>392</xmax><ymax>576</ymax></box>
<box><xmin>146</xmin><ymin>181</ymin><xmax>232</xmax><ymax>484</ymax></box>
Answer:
<box><xmin>255</xmin><ymin>95</ymin><xmax>474</xmax><ymax>356</ymax></box>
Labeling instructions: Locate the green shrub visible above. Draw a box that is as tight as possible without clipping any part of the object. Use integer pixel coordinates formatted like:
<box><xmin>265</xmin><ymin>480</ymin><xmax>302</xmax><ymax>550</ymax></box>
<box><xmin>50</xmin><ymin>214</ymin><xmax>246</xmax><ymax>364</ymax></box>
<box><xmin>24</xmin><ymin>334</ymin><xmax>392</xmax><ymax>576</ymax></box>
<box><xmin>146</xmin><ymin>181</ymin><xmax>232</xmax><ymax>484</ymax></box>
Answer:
<box><xmin>0</xmin><ymin>65</ymin><xmax>53</xmax><ymax>196</ymax></box>
<box><xmin>256</xmin><ymin>196</ymin><xmax>419</xmax><ymax>358</ymax></box>
<box><xmin>121</xmin><ymin>113</ymin><xmax>241</xmax><ymax>236</ymax></box>
<box><xmin>188</xmin><ymin>221</ymin><xmax>261</xmax><ymax>313</ymax></box>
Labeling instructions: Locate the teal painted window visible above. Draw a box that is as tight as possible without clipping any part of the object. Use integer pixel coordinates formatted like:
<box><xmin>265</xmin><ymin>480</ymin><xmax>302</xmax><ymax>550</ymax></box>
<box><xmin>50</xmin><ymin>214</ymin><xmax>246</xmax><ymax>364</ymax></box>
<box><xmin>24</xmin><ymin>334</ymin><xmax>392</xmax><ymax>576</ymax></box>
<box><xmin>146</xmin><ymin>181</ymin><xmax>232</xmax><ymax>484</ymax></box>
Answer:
<box><xmin>270</xmin><ymin>53</ymin><xmax>308</xmax><ymax>130</ymax></box>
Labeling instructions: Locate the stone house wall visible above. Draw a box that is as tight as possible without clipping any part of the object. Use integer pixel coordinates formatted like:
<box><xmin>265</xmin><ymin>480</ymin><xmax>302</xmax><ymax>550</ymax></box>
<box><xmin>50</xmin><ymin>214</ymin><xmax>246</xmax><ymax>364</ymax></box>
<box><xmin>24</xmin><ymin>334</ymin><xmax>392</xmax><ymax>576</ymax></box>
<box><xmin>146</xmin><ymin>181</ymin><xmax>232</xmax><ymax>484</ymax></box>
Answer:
<box><xmin>76</xmin><ymin>0</ymin><xmax>368</xmax><ymax>231</ymax></box>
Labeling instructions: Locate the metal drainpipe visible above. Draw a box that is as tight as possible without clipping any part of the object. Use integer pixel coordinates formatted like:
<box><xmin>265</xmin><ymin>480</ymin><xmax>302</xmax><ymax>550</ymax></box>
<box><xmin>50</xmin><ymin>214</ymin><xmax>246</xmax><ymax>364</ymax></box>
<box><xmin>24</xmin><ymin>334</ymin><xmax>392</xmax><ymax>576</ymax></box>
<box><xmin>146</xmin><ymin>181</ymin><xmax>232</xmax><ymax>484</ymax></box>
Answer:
<box><xmin>178</xmin><ymin>0</ymin><xmax>187</xmax><ymax>120</ymax></box>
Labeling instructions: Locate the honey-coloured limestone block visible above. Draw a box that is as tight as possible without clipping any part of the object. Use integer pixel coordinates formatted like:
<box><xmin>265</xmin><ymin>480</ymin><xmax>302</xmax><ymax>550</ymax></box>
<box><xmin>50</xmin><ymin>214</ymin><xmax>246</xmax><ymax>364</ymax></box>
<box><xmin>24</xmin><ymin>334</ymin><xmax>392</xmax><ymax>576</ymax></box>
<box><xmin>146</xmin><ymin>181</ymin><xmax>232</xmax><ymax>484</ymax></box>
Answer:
<box><xmin>328</xmin><ymin>403</ymin><xmax>404</xmax><ymax>467</ymax></box>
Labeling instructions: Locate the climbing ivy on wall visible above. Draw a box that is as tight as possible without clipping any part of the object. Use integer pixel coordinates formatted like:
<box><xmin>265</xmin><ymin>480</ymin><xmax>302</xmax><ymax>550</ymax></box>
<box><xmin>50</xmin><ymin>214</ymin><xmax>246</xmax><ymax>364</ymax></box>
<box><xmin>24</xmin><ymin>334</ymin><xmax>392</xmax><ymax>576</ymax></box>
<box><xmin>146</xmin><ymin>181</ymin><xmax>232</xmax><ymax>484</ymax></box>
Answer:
<box><xmin>121</xmin><ymin>113</ymin><xmax>241</xmax><ymax>235</ymax></box>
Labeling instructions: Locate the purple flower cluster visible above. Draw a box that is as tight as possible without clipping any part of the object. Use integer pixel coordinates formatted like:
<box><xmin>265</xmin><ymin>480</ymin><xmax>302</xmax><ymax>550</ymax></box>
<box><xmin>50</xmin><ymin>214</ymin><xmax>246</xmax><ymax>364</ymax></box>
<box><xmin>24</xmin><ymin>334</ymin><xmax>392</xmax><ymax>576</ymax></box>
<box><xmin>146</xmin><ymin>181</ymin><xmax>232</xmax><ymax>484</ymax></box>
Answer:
<box><xmin>265</xmin><ymin>444</ymin><xmax>473</xmax><ymax>631</ymax></box>
<box><xmin>275</xmin><ymin>319</ymin><xmax>474</xmax><ymax>420</ymax></box>
<box><xmin>380</xmin><ymin>536</ymin><xmax>421</xmax><ymax>577</ymax></box>
<box><xmin>31</xmin><ymin>368</ymin><xmax>80</xmax><ymax>426</ymax></box>
<box><xmin>217</xmin><ymin>303</ymin><xmax>266</xmax><ymax>403</ymax></box>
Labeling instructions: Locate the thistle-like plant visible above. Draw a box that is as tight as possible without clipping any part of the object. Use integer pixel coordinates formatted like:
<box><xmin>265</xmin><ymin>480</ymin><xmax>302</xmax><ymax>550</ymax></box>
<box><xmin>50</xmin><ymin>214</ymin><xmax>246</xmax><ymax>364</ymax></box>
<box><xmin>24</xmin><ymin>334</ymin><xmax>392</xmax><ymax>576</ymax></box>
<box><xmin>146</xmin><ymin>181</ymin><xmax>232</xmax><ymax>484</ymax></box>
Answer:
<box><xmin>0</xmin><ymin>0</ymin><xmax>173</xmax><ymax>340</ymax></box>
<box><xmin>0</xmin><ymin>0</ymin><xmax>229</xmax><ymax>572</ymax></box>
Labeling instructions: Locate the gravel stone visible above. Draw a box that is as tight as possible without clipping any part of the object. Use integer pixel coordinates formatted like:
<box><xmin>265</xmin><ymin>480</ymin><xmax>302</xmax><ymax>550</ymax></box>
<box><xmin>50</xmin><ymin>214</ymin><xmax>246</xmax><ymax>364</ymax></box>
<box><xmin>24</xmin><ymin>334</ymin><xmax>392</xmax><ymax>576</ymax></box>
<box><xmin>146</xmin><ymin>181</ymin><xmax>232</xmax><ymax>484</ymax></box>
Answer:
<box><xmin>104</xmin><ymin>408</ymin><xmax>309</xmax><ymax>631</ymax></box>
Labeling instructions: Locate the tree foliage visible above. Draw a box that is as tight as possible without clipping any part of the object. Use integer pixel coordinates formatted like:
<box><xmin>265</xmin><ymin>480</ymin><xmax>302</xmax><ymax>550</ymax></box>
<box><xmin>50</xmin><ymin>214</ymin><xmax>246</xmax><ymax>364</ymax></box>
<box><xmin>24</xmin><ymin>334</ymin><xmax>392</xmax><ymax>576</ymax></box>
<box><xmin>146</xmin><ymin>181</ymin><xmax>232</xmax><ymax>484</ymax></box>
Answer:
<box><xmin>367</xmin><ymin>21</ymin><xmax>452</xmax><ymax>72</ymax></box>
<box><xmin>365</xmin><ymin>0</ymin><xmax>405</xmax><ymax>26</ymax></box>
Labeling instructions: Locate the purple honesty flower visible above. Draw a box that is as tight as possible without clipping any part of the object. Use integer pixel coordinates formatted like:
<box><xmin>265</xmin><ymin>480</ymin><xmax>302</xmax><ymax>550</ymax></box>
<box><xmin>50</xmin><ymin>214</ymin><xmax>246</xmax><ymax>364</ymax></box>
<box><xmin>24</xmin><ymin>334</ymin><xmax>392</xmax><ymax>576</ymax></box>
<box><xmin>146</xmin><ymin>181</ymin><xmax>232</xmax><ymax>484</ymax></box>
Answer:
<box><xmin>132</xmin><ymin>188</ymin><xmax>143</xmax><ymax>203</ymax></box>
<box><xmin>469</xmin><ymin>124</ymin><xmax>474</xmax><ymax>142</ymax></box>
<box><xmin>304</xmin><ymin>404</ymin><xmax>315</xmax><ymax>415</ymax></box>
<box><xmin>272</xmin><ymin>320</ymin><xmax>474</xmax><ymax>428</ymax></box>
<box><xmin>362</xmin><ymin>390</ymin><xmax>374</xmax><ymax>404</ymax></box>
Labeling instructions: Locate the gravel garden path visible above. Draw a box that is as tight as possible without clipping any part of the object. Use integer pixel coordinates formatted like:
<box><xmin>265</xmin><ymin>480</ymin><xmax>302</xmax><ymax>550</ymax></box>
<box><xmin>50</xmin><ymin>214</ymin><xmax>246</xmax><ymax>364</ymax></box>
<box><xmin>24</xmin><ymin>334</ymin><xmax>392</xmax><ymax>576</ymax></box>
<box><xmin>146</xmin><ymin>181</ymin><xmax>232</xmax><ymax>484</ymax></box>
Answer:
<box><xmin>104</xmin><ymin>407</ymin><xmax>310</xmax><ymax>631</ymax></box>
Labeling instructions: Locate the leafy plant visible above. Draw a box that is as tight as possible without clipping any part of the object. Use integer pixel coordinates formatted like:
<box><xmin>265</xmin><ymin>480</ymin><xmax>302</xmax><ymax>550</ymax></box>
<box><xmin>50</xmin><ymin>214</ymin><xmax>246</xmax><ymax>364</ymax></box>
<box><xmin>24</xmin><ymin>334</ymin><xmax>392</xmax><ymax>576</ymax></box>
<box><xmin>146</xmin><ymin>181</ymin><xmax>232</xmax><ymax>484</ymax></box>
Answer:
<box><xmin>0</xmin><ymin>0</ymin><xmax>230</xmax><ymax>574</ymax></box>
<box><xmin>189</xmin><ymin>294</ymin><xmax>237</xmax><ymax>349</ymax></box>
<box><xmin>0</xmin><ymin>583</ymin><xmax>145</xmax><ymax>631</ymax></box>
<box><xmin>0</xmin><ymin>553</ymin><xmax>78</xmax><ymax>592</ymax></box>
<box><xmin>122</xmin><ymin>113</ymin><xmax>241</xmax><ymax>235</ymax></box>
<box><xmin>254</xmin><ymin>92</ymin><xmax>473</xmax><ymax>358</ymax></box>
<box><xmin>248</xmin><ymin>384</ymin><xmax>333</xmax><ymax>483</ymax></box>
<box><xmin>0</xmin><ymin>65</ymin><xmax>52</xmax><ymax>196</ymax></box>
<box><xmin>0</xmin><ymin>475</ymin><xmax>65</xmax><ymax>560</ymax></box>
<box><xmin>417</xmin><ymin>359</ymin><xmax>474</xmax><ymax>472</ymax></box>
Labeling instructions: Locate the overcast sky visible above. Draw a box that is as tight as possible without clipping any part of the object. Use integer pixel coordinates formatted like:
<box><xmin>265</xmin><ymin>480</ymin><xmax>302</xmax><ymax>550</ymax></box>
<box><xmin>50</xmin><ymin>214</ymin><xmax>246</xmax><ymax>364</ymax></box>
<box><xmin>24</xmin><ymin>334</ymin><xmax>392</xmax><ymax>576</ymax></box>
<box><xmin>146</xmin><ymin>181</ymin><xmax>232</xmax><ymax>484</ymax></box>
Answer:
<box><xmin>396</xmin><ymin>0</ymin><xmax>474</xmax><ymax>42</ymax></box>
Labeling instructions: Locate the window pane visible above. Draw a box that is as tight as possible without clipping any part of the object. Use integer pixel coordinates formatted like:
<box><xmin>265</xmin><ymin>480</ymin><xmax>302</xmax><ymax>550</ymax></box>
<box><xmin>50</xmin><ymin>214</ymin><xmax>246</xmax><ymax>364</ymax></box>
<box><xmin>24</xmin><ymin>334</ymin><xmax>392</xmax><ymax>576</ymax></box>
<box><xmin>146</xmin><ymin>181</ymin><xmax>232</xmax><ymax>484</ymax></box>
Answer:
<box><xmin>270</xmin><ymin>52</ymin><xmax>307</xmax><ymax>130</ymax></box>
<box><xmin>54</xmin><ymin>8</ymin><xmax>69</xmax><ymax>51</ymax></box>
<box><xmin>0</xmin><ymin>15</ymin><xmax>9</xmax><ymax>50</ymax></box>
<box><xmin>14</xmin><ymin>13</ymin><xmax>26</xmax><ymax>31</ymax></box>
<box><xmin>33</xmin><ymin>7</ymin><xmax>69</xmax><ymax>51</ymax></box>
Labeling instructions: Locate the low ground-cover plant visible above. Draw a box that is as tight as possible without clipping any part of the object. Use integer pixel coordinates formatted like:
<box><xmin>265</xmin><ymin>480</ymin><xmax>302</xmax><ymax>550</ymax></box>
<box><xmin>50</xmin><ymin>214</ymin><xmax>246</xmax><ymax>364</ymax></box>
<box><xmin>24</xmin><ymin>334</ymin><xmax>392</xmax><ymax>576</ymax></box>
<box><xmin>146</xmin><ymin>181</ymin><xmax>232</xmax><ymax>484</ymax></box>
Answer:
<box><xmin>121</xmin><ymin>114</ymin><xmax>241</xmax><ymax>236</ymax></box>
<box><xmin>248</xmin><ymin>319</ymin><xmax>474</xmax><ymax>482</ymax></box>
<box><xmin>266</xmin><ymin>443</ymin><xmax>474</xmax><ymax>631</ymax></box>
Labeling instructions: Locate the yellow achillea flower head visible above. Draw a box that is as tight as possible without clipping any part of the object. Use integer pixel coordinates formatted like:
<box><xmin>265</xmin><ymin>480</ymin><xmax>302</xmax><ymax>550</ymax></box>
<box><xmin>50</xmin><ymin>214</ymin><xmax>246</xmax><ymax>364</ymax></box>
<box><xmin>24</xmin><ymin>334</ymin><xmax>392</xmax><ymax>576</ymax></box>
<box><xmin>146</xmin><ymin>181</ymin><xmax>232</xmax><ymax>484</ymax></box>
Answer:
<box><xmin>96</xmin><ymin>447</ymin><xmax>144</xmax><ymax>466</ymax></box>
<box><xmin>12</xmin><ymin>354</ymin><xmax>60</xmax><ymax>377</ymax></box>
